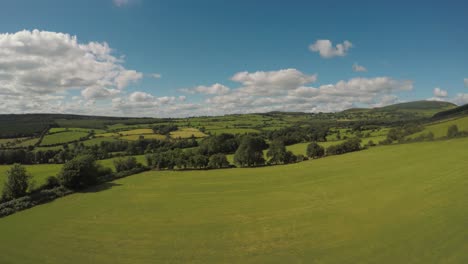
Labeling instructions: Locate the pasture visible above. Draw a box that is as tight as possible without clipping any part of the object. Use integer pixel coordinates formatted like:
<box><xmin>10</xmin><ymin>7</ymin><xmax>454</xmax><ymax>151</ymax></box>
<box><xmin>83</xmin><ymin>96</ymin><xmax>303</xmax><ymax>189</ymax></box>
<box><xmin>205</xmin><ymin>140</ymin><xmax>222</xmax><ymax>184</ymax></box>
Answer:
<box><xmin>40</xmin><ymin>131</ymin><xmax>89</xmax><ymax>146</ymax></box>
<box><xmin>1</xmin><ymin>137</ymin><xmax>467</xmax><ymax>263</ymax></box>
<box><xmin>408</xmin><ymin>116</ymin><xmax>468</xmax><ymax>139</ymax></box>
<box><xmin>0</xmin><ymin>164</ymin><xmax>62</xmax><ymax>192</ymax></box>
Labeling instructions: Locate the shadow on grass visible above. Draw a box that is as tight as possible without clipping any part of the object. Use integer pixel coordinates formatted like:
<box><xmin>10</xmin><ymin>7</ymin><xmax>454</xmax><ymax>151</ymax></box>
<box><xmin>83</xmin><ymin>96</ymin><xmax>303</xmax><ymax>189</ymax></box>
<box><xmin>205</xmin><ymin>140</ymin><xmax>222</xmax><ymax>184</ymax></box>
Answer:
<box><xmin>79</xmin><ymin>182</ymin><xmax>122</xmax><ymax>193</ymax></box>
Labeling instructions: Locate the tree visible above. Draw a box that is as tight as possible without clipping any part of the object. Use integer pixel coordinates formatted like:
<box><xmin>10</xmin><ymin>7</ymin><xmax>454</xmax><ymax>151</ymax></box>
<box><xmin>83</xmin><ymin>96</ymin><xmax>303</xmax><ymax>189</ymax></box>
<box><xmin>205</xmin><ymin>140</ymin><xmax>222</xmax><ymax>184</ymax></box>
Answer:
<box><xmin>113</xmin><ymin>156</ymin><xmax>140</xmax><ymax>172</ymax></box>
<box><xmin>58</xmin><ymin>155</ymin><xmax>105</xmax><ymax>190</ymax></box>
<box><xmin>234</xmin><ymin>136</ymin><xmax>266</xmax><ymax>167</ymax></box>
<box><xmin>447</xmin><ymin>125</ymin><xmax>459</xmax><ymax>138</ymax></box>
<box><xmin>266</xmin><ymin>140</ymin><xmax>287</xmax><ymax>164</ymax></box>
<box><xmin>191</xmin><ymin>154</ymin><xmax>209</xmax><ymax>169</ymax></box>
<box><xmin>1</xmin><ymin>164</ymin><xmax>31</xmax><ymax>201</ymax></box>
<box><xmin>306</xmin><ymin>142</ymin><xmax>325</xmax><ymax>159</ymax></box>
<box><xmin>208</xmin><ymin>153</ymin><xmax>230</xmax><ymax>169</ymax></box>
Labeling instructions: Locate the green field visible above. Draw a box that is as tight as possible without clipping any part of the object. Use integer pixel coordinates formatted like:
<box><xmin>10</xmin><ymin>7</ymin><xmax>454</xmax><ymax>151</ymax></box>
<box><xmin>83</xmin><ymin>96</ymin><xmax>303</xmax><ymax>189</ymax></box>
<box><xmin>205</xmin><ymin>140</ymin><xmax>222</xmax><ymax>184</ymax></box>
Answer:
<box><xmin>0</xmin><ymin>164</ymin><xmax>62</xmax><ymax>192</ymax></box>
<box><xmin>1</xmin><ymin>138</ymin><xmax>467</xmax><ymax>263</ymax></box>
<box><xmin>170</xmin><ymin>127</ymin><xmax>207</xmax><ymax>138</ymax></box>
<box><xmin>408</xmin><ymin>116</ymin><xmax>468</xmax><ymax>139</ymax></box>
<box><xmin>40</xmin><ymin>131</ymin><xmax>89</xmax><ymax>146</ymax></box>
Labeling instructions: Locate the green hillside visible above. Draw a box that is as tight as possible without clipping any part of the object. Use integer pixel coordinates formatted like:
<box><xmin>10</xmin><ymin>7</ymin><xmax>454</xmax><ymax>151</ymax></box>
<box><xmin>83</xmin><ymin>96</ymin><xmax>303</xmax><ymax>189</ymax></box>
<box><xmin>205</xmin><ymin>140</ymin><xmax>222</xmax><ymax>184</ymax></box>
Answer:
<box><xmin>1</xmin><ymin>138</ymin><xmax>467</xmax><ymax>263</ymax></box>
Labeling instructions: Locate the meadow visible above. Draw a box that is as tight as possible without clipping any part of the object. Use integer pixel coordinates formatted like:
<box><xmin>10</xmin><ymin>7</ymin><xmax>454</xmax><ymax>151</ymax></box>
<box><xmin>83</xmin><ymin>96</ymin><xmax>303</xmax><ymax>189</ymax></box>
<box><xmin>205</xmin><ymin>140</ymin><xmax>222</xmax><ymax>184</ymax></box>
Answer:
<box><xmin>1</xmin><ymin>137</ymin><xmax>467</xmax><ymax>263</ymax></box>
<box><xmin>40</xmin><ymin>131</ymin><xmax>90</xmax><ymax>146</ymax></box>
<box><xmin>0</xmin><ymin>164</ymin><xmax>62</xmax><ymax>192</ymax></box>
<box><xmin>407</xmin><ymin>116</ymin><xmax>468</xmax><ymax>139</ymax></box>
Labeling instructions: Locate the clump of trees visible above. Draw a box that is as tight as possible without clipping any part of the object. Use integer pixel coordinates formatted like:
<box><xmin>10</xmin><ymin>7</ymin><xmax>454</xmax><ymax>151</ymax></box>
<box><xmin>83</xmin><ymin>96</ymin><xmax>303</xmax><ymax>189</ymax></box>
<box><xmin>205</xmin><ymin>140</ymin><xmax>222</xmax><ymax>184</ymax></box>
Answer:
<box><xmin>234</xmin><ymin>136</ymin><xmax>267</xmax><ymax>167</ymax></box>
<box><xmin>266</xmin><ymin>124</ymin><xmax>329</xmax><ymax>145</ymax></box>
<box><xmin>152</xmin><ymin>124</ymin><xmax>178</xmax><ymax>135</ymax></box>
<box><xmin>1</xmin><ymin>164</ymin><xmax>31</xmax><ymax>201</ymax></box>
<box><xmin>266</xmin><ymin>140</ymin><xmax>296</xmax><ymax>165</ymax></box>
<box><xmin>306</xmin><ymin>142</ymin><xmax>325</xmax><ymax>159</ymax></box>
<box><xmin>198</xmin><ymin>133</ymin><xmax>239</xmax><ymax>156</ymax></box>
<box><xmin>58</xmin><ymin>155</ymin><xmax>111</xmax><ymax>190</ymax></box>
<box><xmin>113</xmin><ymin>156</ymin><xmax>142</xmax><ymax>172</ymax></box>
<box><xmin>208</xmin><ymin>154</ymin><xmax>230</xmax><ymax>169</ymax></box>
<box><xmin>447</xmin><ymin>125</ymin><xmax>459</xmax><ymax>138</ymax></box>
<box><xmin>326</xmin><ymin>138</ymin><xmax>361</xmax><ymax>156</ymax></box>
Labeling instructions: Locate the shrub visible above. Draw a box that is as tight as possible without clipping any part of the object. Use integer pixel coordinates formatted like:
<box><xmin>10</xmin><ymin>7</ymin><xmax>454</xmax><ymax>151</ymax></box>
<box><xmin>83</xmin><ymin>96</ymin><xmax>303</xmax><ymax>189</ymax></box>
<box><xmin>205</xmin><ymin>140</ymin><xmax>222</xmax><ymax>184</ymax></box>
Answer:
<box><xmin>234</xmin><ymin>136</ymin><xmax>266</xmax><ymax>167</ymax></box>
<box><xmin>447</xmin><ymin>125</ymin><xmax>459</xmax><ymax>138</ymax></box>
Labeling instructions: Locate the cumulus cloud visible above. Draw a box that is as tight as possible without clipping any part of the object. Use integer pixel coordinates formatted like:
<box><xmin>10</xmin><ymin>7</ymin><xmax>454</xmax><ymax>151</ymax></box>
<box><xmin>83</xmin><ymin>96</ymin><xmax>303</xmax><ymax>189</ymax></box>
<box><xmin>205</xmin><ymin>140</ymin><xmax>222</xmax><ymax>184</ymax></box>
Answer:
<box><xmin>113</xmin><ymin>0</ymin><xmax>138</xmax><ymax>7</ymax></box>
<box><xmin>352</xmin><ymin>63</ymin><xmax>367</xmax><ymax>72</ymax></box>
<box><xmin>0</xmin><ymin>30</ymin><xmax>142</xmax><ymax>104</ymax></box>
<box><xmin>181</xmin><ymin>83</ymin><xmax>230</xmax><ymax>95</ymax></box>
<box><xmin>433</xmin><ymin>87</ymin><xmax>448</xmax><ymax>97</ymax></box>
<box><xmin>150</xmin><ymin>73</ymin><xmax>162</xmax><ymax>79</ymax></box>
<box><xmin>309</xmin><ymin>40</ymin><xmax>352</xmax><ymax>58</ymax></box>
<box><xmin>231</xmin><ymin>68</ymin><xmax>317</xmax><ymax>95</ymax></box>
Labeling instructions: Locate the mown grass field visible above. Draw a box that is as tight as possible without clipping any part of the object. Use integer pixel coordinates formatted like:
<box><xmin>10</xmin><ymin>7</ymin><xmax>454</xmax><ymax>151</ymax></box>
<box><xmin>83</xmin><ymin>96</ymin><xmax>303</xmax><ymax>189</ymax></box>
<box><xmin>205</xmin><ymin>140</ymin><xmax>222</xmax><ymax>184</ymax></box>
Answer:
<box><xmin>170</xmin><ymin>127</ymin><xmax>207</xmax><ymax>138</ymax></box>
<box><xmin>1</xmin><ymin>138</ymin><xmax>467</xmax><ymax>263</ymax></box>
<box><xmin>40</xmin><ymin>131</ymin><xmax>89</xmax><ymax>146</ymax></box>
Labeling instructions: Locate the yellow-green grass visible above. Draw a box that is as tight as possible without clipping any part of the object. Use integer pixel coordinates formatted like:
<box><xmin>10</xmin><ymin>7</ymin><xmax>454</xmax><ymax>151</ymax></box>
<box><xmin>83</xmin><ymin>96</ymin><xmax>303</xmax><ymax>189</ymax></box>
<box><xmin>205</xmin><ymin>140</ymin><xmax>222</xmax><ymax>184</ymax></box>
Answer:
<box><xmin>94</xmin><ymin>132</ymin><xmax>121</xmax><ymax>138</ymax></box>
<box><xmin>0</xmin><ymin>164</ymin><xmax>62</xmax><ymax>192</ymax></box>
<box><xmin>118</xmin><ymin>128</ymin><xmax>154</xmax><ymax>135</ymax></box>
<box><xmin>40</xmin><ymin>131</ymin><xmax>89</xmax><ymax>146</ymax></box>
<box><xmin>81</xmin><ymin>137</ymin><xmax>121</xmax><ymax>146</ymax></box>
<box><xmin>408</xmin><ymin>116</ymin><xmax>468</xmax><ymax>139</ymax></box>
<box><xmin>1</xmin><ymin>138</ymin><xmax>468</xmax><ymax>263</ymax></box>
<box><xmin>48</xmin><ymin>127</ymin><xmax>106</xmax><ymax>134</ymax></box>
<box><xmin>10</xmin><ymin>138</ymin><xmax>40</xmax><ymax>148</ymax></box>
<box><xmin>170</xmin><ymin>128</ymin><xmax>207</xmax><ymax>138</ymax></box>
<box><xmin>121</xmin><ymin>134</ymin><xmax>166</xmax><ymax>141</ymax></box>
<box><xmin>286</xmin><ymin>137</ymin><xmax>386</xmax><ymax>156</ymax></box>
<box><xmin>97</xmin><ymin>155</ymin><xmax>147</xmax><ymax>172</ymax></box>
<box><xmin>34</xmin><ymin>145</ymin><xmax>64</xmax><ymax>152</ymax></box>
<box><xmin>208</xmin><ymin>128</ymin><xmax>260</xmax><ymax>135</ymax></box>
<box><xmin>0</xmin><ymin>137</ymin><xmax>28</xmax><ymax>145</ymax></box>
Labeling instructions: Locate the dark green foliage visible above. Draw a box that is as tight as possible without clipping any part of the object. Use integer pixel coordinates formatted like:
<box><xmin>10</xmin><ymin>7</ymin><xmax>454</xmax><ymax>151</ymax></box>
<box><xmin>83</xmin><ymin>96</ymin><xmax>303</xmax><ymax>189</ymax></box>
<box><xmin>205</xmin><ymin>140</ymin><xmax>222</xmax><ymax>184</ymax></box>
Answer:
<box><xmin>208</xmin><ymin>154</ymin><xmax>230</xmax><ymax>169</ymax></box>
<box><xmin>234</xmin><ymin>136</ymin><xmax>267</xmax><ymax>167</ymax></box>
<box><xmin>306</xmin><ymin>142</ymin><xmax>325</xmax><ymax>159</ymax></box>
<box><xmin>152</xmin><ymin>124</ymin><xmax>178</xmax><ymax>135</ymax></box>
<box><xmin>113</xmin><ymin>156</ymin><xmax>141</xmax><ymax>172</ymax></box>
<box><xmin>386</xmin><ymin>124</ymin><xmax>424</xmax><ymax>143</ymax></box>
<box><xmin>58</xmin><ymin>155</ymin><xmax>107</xmax><ymax>190</ymax></box>
<box><xmin>326</xmin><ymin>138</ymin><xmax>362</xmax><ymax>156</ymax></box>
<box><xmin>447</xmin><ymin>125</ymin><xmax>459</xmax><ymax>138</ymax></box>
<box><xmin>266</xmin><ymin>125</ymin><xmax>329</xmax><ymax>145</ymax></box>
<box><xmin>198</xmin><ymin>133</ymin><xmax>239</xmax><ymax>155</ymax></box>
<box><xmin>1</xmin><ymin>164</ymin><xmax>31</xmax><ymax>201</ymax></box>
<box><xmin>266</xmin><ymin>140</ymin><xmax>287</xmax><ymax>165</ymax></box>
<box><xmin>43</xmin><ymin>176</ymin><xmax>60</xmax><ymax>189</ymax></box>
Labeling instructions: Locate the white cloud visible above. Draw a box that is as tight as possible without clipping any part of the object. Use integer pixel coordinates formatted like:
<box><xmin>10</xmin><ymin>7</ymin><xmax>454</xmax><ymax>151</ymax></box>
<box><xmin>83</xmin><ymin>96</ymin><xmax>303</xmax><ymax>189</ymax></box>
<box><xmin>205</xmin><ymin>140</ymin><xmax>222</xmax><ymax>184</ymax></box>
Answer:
<box><xmin>0</xmin><ymin>30</ymin><xmax>142</xmax><ymax>103</ymax></box>
<box><xmin>352</xmin><ymin>63</ymin><xmax>367</xmax><ymax>72</ymax></box>
<box><xmin>150</xmin><ymin>73</ymin><xmax>162</xmax><ymax>79</ymax></box>
<box><xmin>113</xmin><ymin>0</ymin><xmax>137</xmax><ymax>7</ymax></box>
<box><xmin>464</xmin><ymin>78</ymin><xmax>468</xmax><ymax>87</ymax></box>
<box><xmin>231</xmin><ymin>68</ymin><xmax>317</xmax><ymax>95</ymax></box>
<box><xmin>182</xmin><ymin>83</ymin><xmax>230</xmax><ymax>95</ymax></box>
<box><xmin>433</xmin><ymin>87</ymin><xmax>448</xmax><ymax>98</ymax></box>
<box><xmin>129</xmin><ymin>91</ymin><xmax>154</xmax><ymax>102</ymax></box>
<box><xmin>309</xmin><ymin>40</ymin><xmax>352</xmax><ymax>58</ymax></box>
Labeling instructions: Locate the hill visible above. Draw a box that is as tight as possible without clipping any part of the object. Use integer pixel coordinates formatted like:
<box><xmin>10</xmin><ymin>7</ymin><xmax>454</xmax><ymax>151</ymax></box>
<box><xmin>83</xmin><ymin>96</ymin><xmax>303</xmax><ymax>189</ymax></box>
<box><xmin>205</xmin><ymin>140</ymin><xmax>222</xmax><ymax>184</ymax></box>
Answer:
<box><xmin>345</xmin><ymin>100</ymin><xmax>456</xmax><ymax>116</ymax></box>
<box><xmin>432</xmin><ymin>103</ymin><xmax>468</xmax><ymax>119</ymax></box>
<box><xmin>1</xmin><ymin>137</ymin><xmax>467</xmax><ymax>263</ymax></box>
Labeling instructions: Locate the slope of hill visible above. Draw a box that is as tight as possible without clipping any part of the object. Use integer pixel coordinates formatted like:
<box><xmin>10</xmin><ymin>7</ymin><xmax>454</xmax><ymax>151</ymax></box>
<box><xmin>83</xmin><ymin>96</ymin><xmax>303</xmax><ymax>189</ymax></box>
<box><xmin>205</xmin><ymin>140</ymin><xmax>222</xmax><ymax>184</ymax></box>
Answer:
<box><xmin>432</xmin><ymin>103</ymin><xmax>468</xmax><ymax>119</ymax></box>
<box><xmin>1</xmin><ymin>137</ymin><xmax>467</xmax><ymax>263</ymax></box>
<box><xmin>345</xmin><ymin>100</ymin><xmax>456</xmax><ymax>116</ymax></box>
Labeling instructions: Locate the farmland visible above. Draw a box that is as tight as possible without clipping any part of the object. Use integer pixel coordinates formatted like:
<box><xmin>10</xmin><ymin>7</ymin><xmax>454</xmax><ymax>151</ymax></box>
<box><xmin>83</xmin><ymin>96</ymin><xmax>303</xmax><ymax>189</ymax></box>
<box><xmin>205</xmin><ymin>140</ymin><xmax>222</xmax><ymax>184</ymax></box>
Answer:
<box><xmin>40</xmin><ymin>131</ymin><xmax>90</xmax><ymax>146</ymax></box>
<box><xmin>1</xmin><ymin>137</ymin><xmax>467</xmax><ymax>263</ymax></box>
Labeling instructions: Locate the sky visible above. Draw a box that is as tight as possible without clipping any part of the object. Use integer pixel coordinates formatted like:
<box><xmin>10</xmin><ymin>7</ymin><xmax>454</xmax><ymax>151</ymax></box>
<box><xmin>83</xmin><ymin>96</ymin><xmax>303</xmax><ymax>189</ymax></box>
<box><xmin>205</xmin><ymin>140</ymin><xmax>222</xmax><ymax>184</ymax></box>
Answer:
<box><xmin>0</xmin><ymin>0</ymin><xmax>467</xmax><ymax>117</ymax></box>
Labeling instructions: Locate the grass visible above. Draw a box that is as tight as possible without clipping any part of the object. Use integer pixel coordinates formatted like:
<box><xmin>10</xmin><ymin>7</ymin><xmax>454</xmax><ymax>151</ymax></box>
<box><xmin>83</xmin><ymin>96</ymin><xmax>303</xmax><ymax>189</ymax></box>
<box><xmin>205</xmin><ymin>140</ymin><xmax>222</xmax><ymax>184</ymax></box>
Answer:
<box><xmin>40</xmin><ymin>131</ymin><xmax>89</xmax><ymax>146</ymax></box>
<box><xmin>1</xmin><ymin>138</ymin><xmax>467</xmax><ymax>263</ymax></box>
<box><xmin>170</xmin><ymin>128</ymin><xmax>207</xmax><ymax>138</ymax></box>
<box><xmin>97</xmin><ymin>155</ymin><xmax>147</xmax><ymax>171</ymax></box>
<box><xmin>118</xmin><ymin>128</ymin><xmax>154</xmax><ymax>135</ymax></box>
<box><xmin>121</xmin><ymin>134</ymin><xmax>166</xmax><ymax>141</ymax></box>
<box><xmin>207</xmin><ymin>128</ymin><xmax>260</xmax><ymax>135</ymax></box>
<box><xmin>0</xmin><ymin>164</ymin><xmax>62</xmax><ymax>192</ymax></box>
<box><xmin>408</xmin><ymin>116</ymin><xmax>468</xmax><ymax>139</ymax></box>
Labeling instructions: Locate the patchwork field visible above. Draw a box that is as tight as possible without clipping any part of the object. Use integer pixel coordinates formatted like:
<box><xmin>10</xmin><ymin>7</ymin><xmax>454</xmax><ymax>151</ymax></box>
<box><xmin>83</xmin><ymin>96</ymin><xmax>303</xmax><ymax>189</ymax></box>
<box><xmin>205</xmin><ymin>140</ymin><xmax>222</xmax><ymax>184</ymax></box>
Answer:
<box><xmin>40</xmin><ymin>131</ymin><xmax>89</xmax><ymax>146</ymax></box>
<box><xmin>1</xmin><ymin>138</ymin><xmax>467</xmax><ymax>263</ymax></box>
<box><xmin>0</xmin><ymin>164</ymin><xmax>62</xmax><ymax>192</ymax></box>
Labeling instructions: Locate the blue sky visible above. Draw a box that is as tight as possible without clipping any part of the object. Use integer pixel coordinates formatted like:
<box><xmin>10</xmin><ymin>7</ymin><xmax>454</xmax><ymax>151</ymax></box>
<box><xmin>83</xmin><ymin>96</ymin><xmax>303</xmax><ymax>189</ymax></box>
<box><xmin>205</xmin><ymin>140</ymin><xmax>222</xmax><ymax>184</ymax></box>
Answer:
<box><xmin>0</xmin><ymin>0</ymin><xmax>467</xmax><ymax>116</ymax></box>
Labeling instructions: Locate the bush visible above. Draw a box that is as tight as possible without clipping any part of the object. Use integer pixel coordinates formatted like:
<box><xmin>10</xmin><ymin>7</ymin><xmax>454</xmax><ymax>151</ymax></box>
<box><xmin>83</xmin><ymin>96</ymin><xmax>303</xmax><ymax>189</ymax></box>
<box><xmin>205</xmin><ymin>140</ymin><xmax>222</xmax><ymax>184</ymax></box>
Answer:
<box><xmin>43</xmin><ymin>176</ymin><xmax>60</xmax><ymax>189</ymax></box>
<box><xmin>326</xmin><ymin>138</ymin><xmax>361</xmax><ymax>156</ymax></box>
<box><xmin>58</xmin><ymin>155</ymin><xmax>106</xmax><ymax>190</ymax></box>
<box><xmin>1</xmin><ymin>164</ymin><xmax>31</xmax><ymax>201</ymax></box>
